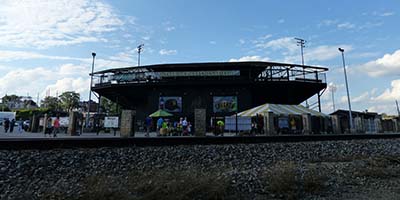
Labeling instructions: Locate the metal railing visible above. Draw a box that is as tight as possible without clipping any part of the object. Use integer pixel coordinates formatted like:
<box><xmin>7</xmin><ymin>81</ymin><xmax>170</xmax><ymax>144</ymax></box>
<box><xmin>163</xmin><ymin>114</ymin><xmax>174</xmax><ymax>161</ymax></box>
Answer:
<box><xmin>92</xmin><ymin>65</ymin><xmax>326</xmax><ymax>87</ymax></box>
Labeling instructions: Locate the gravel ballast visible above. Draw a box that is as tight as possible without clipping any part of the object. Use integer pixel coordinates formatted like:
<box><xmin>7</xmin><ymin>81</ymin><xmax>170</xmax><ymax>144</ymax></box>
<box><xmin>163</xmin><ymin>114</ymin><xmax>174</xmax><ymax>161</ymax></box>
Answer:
<box><xmin>1</xmin><ymin>138</ymin><xmax>400</xmax><ymax>199</ymax></box>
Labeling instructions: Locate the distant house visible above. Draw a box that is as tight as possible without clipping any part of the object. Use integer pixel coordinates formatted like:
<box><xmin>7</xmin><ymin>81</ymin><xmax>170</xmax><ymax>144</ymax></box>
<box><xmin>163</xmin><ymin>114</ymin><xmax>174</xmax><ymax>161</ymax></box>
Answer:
<box><xmin>330</xmin><ymin>110</ymin><xmax>381</xmax><ymax>134</ymax></box>
<box><xmin>6</xmin><ymin>96</ymin><xmax>38</xmax><ymax>110</ymax></box>
<box><xmin>79</xmin><ymin>100</ymin><xmax>98</xmax><ymax>113</ymax></box>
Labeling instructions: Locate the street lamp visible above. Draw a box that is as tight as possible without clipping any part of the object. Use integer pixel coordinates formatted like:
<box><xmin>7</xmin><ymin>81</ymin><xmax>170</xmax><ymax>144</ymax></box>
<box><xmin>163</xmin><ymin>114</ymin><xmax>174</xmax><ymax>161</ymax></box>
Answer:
<box><xmin>86</xmin><ymin>52</ymin><xmax>96</xmax><ymax>128</ymax></box>
<box><xmin>338</xmin><ymin>48</ymin><xmax>353</xmax><ymax>132</ymax></box>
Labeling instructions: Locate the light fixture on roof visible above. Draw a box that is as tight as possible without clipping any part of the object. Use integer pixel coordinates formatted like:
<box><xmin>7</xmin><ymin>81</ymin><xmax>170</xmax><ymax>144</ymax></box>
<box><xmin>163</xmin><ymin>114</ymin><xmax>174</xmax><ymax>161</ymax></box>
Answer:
<box><xmin>137</xmin><ymin>44</ymin><xmax>144</xmax><ymax>66</ymax></box>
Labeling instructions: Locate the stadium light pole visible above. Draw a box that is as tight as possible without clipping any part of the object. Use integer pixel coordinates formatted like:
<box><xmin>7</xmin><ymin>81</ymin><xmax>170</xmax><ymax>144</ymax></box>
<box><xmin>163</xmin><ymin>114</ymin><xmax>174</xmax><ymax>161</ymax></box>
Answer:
<box><xmin>330</xmin><ymin>85</ymin><xmax>336</xmax><ymax>112</ymax></box>
<box><xmin>295</xmin><ymin>37</ymin><xmax>309</xmax><ymax>108</ymax></box>
<box><xmin>86</xmin><ymin>52</ymin><xmax>96</xmax><ymax>128</ymax></box>
<box><xmin>338</xmin><ymin>48</ymin><xmax>353</xmax><ymax>132</ymax></box>
<box><xmin>137</xmin><ymin>44</ymin><xmax>144</xmax><ymax>66</ymax></box>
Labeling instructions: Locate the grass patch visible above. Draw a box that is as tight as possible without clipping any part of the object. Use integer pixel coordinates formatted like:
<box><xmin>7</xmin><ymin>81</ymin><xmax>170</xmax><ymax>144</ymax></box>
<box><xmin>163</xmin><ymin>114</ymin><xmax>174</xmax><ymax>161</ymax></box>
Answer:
<box><xmin>264</xmin><ymin>161</ymin><xmax>327</xmax><ymax>200</ymax></box>
<box><xmin>355</xmin><ymin>156</ymin><xmax>400</xmax><ymax>179</ymax></box>
<box><xmin>130</xmin><ymin>170</ymin><xmax>230</xmax><ymax>200</ymax></box>
<box><xmin>43</xmin><ymin>169</ymin><xmax>232</xmax><ymax>200</ymax></box>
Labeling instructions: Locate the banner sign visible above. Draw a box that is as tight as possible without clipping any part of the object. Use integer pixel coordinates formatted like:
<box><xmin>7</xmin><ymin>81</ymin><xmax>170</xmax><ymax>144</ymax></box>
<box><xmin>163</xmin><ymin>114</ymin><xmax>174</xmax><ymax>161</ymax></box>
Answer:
<box><xmin>104</xmin><ymin>116</ymin><xmax>119</xmax><ymax>128</ymax></box>
<box><xmin>213</xmin><ymin>96</ymin><xmax>237</xmax><ymax>113</ymax></box>
<box><xmin>159</xmin><ymin>96</ymin><xmax>182</xmax><ymax>112</ymax></box>
<box><xmin>158</xmin><ymin>70</ymin><xmax>240</xmax><ymax>77</ymax></box>
<box><xmin>109</xmin><ymin>70</ymin><xmax>240</xmax><ymax>82</ymax></box>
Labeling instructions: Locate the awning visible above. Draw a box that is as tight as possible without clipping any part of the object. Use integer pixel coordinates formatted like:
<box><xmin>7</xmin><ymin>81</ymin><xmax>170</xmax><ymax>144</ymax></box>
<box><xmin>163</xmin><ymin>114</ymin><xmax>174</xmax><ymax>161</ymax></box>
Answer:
<box><xmin>237</xmin><ymin>103</ymin><xmax>328</xmax><ymax>117</ymax></box>
<box><xmin>149</xmin><ymin>109</ymin><xmax>173</xmax><ymax>117</ymax></box>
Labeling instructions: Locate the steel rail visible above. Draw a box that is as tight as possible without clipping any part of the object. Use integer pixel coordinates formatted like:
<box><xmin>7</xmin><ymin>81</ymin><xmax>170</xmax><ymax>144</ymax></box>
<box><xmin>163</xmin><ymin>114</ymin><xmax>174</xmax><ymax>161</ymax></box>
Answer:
<box><xmin>0</xmin><ymin>134</ymin><xmax>399</xmax><ymax>150</ymax></box>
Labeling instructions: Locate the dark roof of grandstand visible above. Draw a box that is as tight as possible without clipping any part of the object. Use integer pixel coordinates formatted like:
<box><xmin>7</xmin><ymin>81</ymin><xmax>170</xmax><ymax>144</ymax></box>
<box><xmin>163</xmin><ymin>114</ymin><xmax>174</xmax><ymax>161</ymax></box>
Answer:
<box><xmin>93</xmin><ymin>61</ymin><xmax>328</xmax><ymax>75</ymax></box>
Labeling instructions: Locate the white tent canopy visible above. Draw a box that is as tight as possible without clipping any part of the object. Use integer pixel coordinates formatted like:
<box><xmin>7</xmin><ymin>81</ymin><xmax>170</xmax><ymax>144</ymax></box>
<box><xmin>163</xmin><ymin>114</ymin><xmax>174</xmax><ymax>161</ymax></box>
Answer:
<box><xmin>237</xmin><ymin>103</ymin><xmax>328</xmax><ymax>117</ymax></box>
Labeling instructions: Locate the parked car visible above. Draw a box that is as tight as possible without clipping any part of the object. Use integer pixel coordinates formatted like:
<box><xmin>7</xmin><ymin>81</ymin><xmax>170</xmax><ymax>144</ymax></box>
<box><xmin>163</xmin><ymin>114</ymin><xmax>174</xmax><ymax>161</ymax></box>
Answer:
<box><xmin>23</xmin><ymin>120</ymin><xmax>30</xmax><ymax>131</ymax></box>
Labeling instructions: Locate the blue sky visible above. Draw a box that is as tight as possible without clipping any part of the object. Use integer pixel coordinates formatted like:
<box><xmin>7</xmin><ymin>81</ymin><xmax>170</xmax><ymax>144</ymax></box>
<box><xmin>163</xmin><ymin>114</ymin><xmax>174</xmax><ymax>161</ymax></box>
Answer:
<box><xmin>0</xmin><ymin>0</ymin><xmax>399</xmax><ymax>114</ymax></box>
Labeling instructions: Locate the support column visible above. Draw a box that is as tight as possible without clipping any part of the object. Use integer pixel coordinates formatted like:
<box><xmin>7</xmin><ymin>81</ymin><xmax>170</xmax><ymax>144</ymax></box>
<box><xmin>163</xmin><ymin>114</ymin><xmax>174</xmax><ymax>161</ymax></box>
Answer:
<box><xmin>194</xmin><ymin>108</ymin><xmax>206</xmax><ymax>136</ymax></box>
<box><xmin>120</xmin><ymin>109</ymin><xmax>135</xmax><ymax>138</ymax></box>
<box><xmin>354</xmin><ymin>117</ymin><xmax>362</xmax><ymax>133</ymax></box>
<box><xmin>331</xmin><ymin>115</ymin><xmax>341</xmax><ymax>134</ymax></box>
<box><xmin>392</xmin><ymin>119</ymin><xmax>398</xmax><ymax>133</ymax></box>
<box><xmin>43</xmin><ymin>114</ymin><xmax>48</xmax><ymax>135</ymax></box>
<box><xmin>302</xmin><ymin>114</ymin><xmax>312</xmax><ymax>135</ymax></box>
<box><xmin>375</xmin><ymin>118</ymin><xmax>382</xmax><ymax>133</ymax></box>
<box><xmin>68</xmin><ymin>111</ymin><xmax>78</xmax><ymax>136</ymax></box>
<box><xmin>265</xmin><ymin>112</ymin><xmax>275</xmax><ymax>135</ymax></box>
<box><xmin>31</xmin><ymin>114</ymin><xmax>40</xmax><ymax>132</ymax></box>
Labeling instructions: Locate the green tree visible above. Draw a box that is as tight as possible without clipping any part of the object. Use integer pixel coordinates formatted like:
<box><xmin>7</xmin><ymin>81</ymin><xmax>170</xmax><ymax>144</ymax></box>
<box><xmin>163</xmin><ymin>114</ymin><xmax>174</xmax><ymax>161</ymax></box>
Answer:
<box><xmin>41</xmin><ymin>96</ymin><xmax>61</xmax><ymax>111</ymax></box>
<box><xmin>59</xmin><ymin>91</ymin><xmax>80</xmax><ymax>112</ymax></box>
<box><xmin>2</xmin><ymin>94</ymin><xmax>21</xmax><ymax>104</ymax></box>
<box><xmin>100</xmin><ymin>97</ymin><xmax>119</xmax><ymax>115</ymax></box>
<box><xmin>0</xmin><ymin>103</ymin><xmax>10</xmax><ymax>111</ymax></box>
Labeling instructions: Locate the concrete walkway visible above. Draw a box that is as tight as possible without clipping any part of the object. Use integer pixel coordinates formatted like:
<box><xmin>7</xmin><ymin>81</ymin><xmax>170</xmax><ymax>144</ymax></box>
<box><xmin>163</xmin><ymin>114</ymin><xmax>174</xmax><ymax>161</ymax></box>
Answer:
<box><xmin>0</xmin><ymin>126</ymin><xmax>238</xmax><ymax>138</ymax></box>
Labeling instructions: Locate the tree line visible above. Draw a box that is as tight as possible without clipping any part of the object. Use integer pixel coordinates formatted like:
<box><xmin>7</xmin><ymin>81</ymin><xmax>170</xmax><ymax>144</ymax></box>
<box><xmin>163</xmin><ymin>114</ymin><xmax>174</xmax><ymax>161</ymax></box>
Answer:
<box><xmin>0</xmin><ymin>91</ymin><xmax>119</xmax><ymax>117</ymax></box>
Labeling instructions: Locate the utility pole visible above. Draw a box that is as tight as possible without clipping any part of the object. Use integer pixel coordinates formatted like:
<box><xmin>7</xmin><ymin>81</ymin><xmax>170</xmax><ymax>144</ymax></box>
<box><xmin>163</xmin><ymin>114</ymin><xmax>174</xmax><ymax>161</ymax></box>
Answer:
<box><xmin>295</xmin><ymin>37</ymin><xmax>309</xmax><ymax>108</ymax></box>
<box><xmin>137</xmin><ymin>44</ymin><xmax>144</xmax><ymax>66</ymax></box>
<box><xmin>396</xmin><ymin>100</ymin><xmax>400</xmax><ymax>118</ymax></box>
<box><xmin>86</xmin><ymin>52</ymin><xmax>96</xmax><ymax>128</ymax></box>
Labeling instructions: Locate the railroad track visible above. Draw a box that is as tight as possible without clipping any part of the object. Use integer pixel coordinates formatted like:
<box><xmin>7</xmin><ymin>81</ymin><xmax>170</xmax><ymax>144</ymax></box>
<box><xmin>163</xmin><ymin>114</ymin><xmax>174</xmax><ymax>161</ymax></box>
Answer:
<box><xmin>1</xmin><ymin>134</ymin><xmax>400</xmax><ymax>150</ymax></box>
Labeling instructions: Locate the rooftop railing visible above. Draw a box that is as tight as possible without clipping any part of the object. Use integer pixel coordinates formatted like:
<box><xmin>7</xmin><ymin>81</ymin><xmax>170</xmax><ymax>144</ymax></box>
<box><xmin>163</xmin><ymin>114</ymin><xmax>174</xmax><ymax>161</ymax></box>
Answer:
<box><xmin>92</xmin><ymin>64</ymin><xmax>326</xmax><ymax>87</ymax></box>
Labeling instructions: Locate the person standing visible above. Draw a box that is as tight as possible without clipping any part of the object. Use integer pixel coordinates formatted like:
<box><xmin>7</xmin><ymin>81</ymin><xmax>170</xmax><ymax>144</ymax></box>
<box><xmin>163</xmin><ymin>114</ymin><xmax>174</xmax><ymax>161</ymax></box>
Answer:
<box><xmin>9</xmin><ymin>119</ymin><xmax>15</xmax><ymax>133</ymax></box>
<box><xmin>53</xmin><ymin>116</ymin><xmax>60</xmax><ymax>137</ymax></box>
<box><xmin>45</xmin><ymin>117</ymin><xmax>52</xmax><ymax>137</ymax></box>
<box><xmin>4</xmin><ymin>118</ymin><xmax>10</xmax><ymax>133</ymax></box>
<box><xmin>182</xmin><ymin>117</ymin><xmax>188</xmax><ymax>135</ymax></box>
<box><xmin>18</xmin><ymin>119</ymin><xmax>23</xmax><ymax>133</ymax></box>
<box><xmin>156</xmin><ymin>117</ymin><xmax>164</xmax><ymax>136</ymax></box>
<box><xmin>145</xmin><ymin>116</ymin><xmax>152</xmax><ymax>137</ymax></box>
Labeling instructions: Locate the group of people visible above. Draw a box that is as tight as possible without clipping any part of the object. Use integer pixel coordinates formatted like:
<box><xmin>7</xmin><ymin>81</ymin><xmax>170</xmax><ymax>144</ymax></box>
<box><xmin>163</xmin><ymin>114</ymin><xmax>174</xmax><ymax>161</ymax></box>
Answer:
<box><xmin>149</xmin><ymin>117</ymin><xmax>192</xmax><ymax>136</ymax></box>
<box><xmin>45</xmin><ymin>116</ymin><xmax>61</xmax><ymax>137</ymax></box>
<box><xmin>2</xmin><ymin>118</ymin><xmax>24</xmax><ymax>133</ymax></box>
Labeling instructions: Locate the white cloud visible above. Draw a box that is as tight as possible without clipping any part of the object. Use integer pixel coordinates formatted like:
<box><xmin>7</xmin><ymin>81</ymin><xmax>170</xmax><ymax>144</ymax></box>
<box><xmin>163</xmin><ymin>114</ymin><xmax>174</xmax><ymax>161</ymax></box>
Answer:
<box><xmin>142</xmin><ymin>36</ymin><xmax>151</xmax><ymax>41</ymax></box>
<box><xmin>239</xmin><ymin>39</ymin><xmax>245</xmax><ymax>45</ymax></box>
<box><xmin>319</xmin><ymin>19</ymin><xmax>338</xmax><ymax>27</ymax></box>
<box><xmin>283</xmin><ymin>44</ymin><xmax>352</xmax><ymax>63</ymax></box>
<box><xmin>321</xmin><ymin>82</ymin><xmax>344</xmax><ymax>101</ymax></box>
<box><xmin>165</xmin><ymin>26</ymin><xmax>176</xmax><ymax>31</ymax></box>
<box><xmin>256</xmin><ymin>37</ymin><xmax>297</xmax><ymax>53</ymax></box>
<box><xmin>367</xmin><ymin>104</ymin><xmax>397</xmax><ymax>115</ymax></box>
<box><xmin>340</xmin><ymin>96</ymin><xmax>348</xmax><ymax>104</ymax></box>
<box><xmin>229</xmin><ymin>56</ymin><xmax>269</xmax><ymax>62</ymax></box>
<box><xmin>59</xmin><ymin>64</ymin><xmax>87</xmax><ymax>76</ymax></box>
<box><xmin>380</xmin><ymin>12</ymin><xmax>395</xmax><ymax>17</ymax></box>
<box><xmin>304</xmin><ymin>45</ymin><xmax>352</xmax><ymax>62</ymax></box>
<box><xmin>352</xmin><ymin>91</ymin><xmax>370</xmax><ymax>103</ymax></box>
<box><xmin>0</xmin><ymin>0</ymin><xmax>123</xmax><ymax>48</ymax></box>
<box><xmin>0</xmin><ymin>67</ymin><xmax>54</xmax><ymax>97</ymax></box>
<box><xmin>373</xmin><ymin>79</ymin><xmax>400</xmax><ymax>102</ymax></box>
<box><xmin>359</xmin><ymin>49</ymin><xmax>400</xmax><ymax>77</ymax></box>
<box><xmin>0</xmin><ymin>50</ymin><xmax>84</xmax><ymax>62</ymax></box>
<box><xmin>0</xmin><ymin>63</ymin><xmax>95</xmax><ymax>101</ymax></box>
<box><xmin>209</xmin><ymin>41</ymin><xmax>216</xmax><ymax>45</ymax></box>
<box><xmin>244</xmin><ymin>36</ymin><xmax>352</xmax><ymax>64</ymax></box>
<box><xmin>44</xmin><ymin>77</ymin><xmax>89</xmax><ymax>98</ymax></box>
<box><xmin>0</xmin><ymin>49</ymin><xmax>135</xmax><ymax>70</ymax></box>
<box><xmin>159</xmin><ymin>49</ymin><xmax>177</xmax><ymax>56</ymax></box>
<box><xmin>337</xmin><ymin>22</ymin><xmax>355</xmax><ymax>29</ymax></box>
